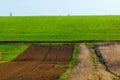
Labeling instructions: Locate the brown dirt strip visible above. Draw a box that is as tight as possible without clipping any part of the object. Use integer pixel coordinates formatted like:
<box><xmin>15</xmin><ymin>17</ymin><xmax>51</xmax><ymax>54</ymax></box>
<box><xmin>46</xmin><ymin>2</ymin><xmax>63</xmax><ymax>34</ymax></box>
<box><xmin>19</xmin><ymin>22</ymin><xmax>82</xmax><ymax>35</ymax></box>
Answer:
<box><xmin>0</xmin><ymin>44</ymin><xmax>74</xmax><ymax>80</ymax></box>
<box><xmin>67</xmin><ymin>44</ymin><xmax>93</xmax><ymax>80</ymax></box>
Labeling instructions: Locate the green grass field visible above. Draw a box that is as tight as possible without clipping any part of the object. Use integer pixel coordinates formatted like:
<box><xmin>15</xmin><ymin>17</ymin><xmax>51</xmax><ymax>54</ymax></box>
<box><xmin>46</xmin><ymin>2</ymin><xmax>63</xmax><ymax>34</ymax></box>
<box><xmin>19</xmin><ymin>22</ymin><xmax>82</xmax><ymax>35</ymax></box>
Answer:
<box><xmin>0</xmin><ymin>16</ymin><xmax>120</xmax><ymax>41</ymax></box>
<box><xmin>0</xmin><ymin>44</ymin><xmax>28</xmax><ymax>61</ymax></box>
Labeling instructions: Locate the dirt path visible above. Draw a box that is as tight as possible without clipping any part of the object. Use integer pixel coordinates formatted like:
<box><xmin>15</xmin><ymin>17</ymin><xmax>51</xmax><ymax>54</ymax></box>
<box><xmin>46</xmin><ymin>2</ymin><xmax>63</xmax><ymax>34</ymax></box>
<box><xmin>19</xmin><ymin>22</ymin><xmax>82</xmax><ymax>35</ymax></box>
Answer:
<box><xmin>67</xmin><ymin>43</ymin><xmax>93</xmax><ymax>80</ymax></box>
<box><xmin>0</xmin><ymin>44</ymin><xmax>74</xmax><ymax>80</ymax></box>
<box><xmin>67</xmin><ymin>43</ymin><xmax>119</xmax><ymax>80</ymax></box>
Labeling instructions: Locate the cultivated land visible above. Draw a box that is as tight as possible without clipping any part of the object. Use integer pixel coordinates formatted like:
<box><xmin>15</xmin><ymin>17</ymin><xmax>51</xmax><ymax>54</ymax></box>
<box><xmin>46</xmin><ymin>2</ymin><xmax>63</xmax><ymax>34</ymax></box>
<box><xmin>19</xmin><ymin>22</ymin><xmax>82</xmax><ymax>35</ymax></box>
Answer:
<box><xmin>0</xmin><ymin>16</ymin><xmax>120</xmax><ymax>41</ymax></box>
<box><xmin>0</xmin><ymin>44</ymin><xmax>74</xmax><ymax>80</ymax></box>
<box><xmin>0</xmin><ymin>43</ymin><xmax>120</xmax><ymax>80</ymax></box>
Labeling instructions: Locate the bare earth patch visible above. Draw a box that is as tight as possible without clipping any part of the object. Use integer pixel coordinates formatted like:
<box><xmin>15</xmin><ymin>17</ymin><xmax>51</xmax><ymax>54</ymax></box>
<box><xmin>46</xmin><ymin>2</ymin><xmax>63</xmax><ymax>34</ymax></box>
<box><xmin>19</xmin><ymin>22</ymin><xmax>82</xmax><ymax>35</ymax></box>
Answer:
<box><xmin>98</xmin><ymin>44</ymin><xmax>120</xmax><ymax>77</ymax></box>
<box><xmin>67</xmin><ymin>43</ymin><xmax>119</xmax><ymax>80</ymax></box>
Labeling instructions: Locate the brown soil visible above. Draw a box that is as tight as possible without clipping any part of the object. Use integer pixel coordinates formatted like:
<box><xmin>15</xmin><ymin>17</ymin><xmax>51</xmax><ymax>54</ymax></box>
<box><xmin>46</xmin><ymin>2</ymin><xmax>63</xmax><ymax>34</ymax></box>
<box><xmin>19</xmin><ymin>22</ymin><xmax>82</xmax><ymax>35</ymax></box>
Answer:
<box><xmin>0</xmin><ymin>44</ymin><xmax>74</xmax><ymax>80</ymax></box>
<box><xmin>98</xmin><ymin>44</ymin><xmax>120</xmax><ymax>77</ymax></box>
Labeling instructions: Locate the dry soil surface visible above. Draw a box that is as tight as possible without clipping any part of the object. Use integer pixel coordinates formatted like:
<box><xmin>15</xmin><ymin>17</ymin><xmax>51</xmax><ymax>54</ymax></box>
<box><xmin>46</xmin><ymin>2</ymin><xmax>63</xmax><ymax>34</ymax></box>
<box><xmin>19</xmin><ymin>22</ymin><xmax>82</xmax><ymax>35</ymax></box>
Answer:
<box><xmin>0</xmin><ymin>44</ymin><xmax>74</xmax><ymax>80</ymax></box>
<box><xmin>98</xmin><ymin>44</ymin><xmax>120</xmax><ymax>77</ymax></box>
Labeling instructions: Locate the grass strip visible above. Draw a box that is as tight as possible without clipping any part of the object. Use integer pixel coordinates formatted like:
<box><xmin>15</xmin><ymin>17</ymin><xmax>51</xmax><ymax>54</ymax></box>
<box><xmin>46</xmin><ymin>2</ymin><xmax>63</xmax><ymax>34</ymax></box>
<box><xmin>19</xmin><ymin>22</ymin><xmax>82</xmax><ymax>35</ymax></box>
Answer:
<box><xmin>58</xmin><ymin>44</ymin><xmax>78</xmax><ymax>80</ymax></box>
<box><xmin>0</xmin><ymin>44</ymin><xmax>28</xmax><ymax>62</ymax></box>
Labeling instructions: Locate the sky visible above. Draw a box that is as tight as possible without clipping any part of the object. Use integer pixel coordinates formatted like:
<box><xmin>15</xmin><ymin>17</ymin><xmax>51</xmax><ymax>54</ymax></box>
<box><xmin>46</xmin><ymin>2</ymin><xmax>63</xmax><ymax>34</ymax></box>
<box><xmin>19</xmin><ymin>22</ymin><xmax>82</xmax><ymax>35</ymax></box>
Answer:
<box><xmin>0</xmin><ymin>0</ymin><xmax>120</xmax><ymax>16</ymax></box>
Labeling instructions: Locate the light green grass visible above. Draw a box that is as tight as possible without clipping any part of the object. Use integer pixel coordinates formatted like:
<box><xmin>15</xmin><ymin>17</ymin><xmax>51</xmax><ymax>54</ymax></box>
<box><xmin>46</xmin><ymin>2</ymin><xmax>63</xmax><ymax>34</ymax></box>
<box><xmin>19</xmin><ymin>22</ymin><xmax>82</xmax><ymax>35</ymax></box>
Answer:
<box><xmin>0</xmin><ymin>16</ymin><xmax>120</xmax><ymax>41</ymax></box>
<box><xmin>0</xmin><ymin>44</ymin><xmax>28</xmax><ymax>61</ymax></box>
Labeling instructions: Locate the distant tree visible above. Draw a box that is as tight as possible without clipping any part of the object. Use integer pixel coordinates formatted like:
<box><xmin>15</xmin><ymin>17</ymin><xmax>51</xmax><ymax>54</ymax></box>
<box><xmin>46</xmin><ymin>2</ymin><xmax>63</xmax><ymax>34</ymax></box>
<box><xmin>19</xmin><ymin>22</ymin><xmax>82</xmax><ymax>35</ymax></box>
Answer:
<box><xmin>10</xmin><ymin>12</ymin><xmax>12</xmax><ymax>16</ymax></box>
<box><xmin>68</xmin><ymin>13</ymin><xmax>70</xmax><ymax>16</ymax></box>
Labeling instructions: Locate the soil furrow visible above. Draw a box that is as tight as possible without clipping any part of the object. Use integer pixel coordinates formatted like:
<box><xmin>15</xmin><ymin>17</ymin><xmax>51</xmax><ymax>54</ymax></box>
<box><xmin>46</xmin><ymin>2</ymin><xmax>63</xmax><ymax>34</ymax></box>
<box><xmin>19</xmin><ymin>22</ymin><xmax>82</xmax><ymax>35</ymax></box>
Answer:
<box><xmin>0</xmin><ymin>44</ymin><xmax>74</xmax><ymax>80</ymax></box>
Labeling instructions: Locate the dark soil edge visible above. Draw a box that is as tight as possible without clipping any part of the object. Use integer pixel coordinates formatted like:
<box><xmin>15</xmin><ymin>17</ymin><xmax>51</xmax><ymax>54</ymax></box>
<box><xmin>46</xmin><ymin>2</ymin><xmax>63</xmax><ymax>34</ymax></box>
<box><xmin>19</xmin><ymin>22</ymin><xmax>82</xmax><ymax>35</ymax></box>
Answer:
<box><xmin>0</xmin><ymin>40</ymin><xmax>120</xmax><ymax>44</ymax></box>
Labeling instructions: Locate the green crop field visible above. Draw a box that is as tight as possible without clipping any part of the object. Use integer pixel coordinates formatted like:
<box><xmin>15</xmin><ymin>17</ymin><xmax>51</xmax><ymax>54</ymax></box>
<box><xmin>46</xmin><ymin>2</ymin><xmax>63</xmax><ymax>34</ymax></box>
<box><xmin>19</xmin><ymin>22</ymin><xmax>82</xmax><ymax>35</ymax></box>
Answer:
<box><xmin>0</xmin><ymin>16</ymin><xmax>120</xmax><ymax>41</ymax></box>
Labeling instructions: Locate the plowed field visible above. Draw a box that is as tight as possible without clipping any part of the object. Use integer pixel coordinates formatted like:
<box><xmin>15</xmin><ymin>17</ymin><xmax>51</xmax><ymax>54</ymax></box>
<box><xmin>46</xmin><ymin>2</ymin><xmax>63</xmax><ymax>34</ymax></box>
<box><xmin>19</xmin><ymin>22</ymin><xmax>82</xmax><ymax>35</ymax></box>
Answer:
<box><xmin>0</xmin><ymin>44</ymin><xmax>74</xmax><ymax>80</ymax></box>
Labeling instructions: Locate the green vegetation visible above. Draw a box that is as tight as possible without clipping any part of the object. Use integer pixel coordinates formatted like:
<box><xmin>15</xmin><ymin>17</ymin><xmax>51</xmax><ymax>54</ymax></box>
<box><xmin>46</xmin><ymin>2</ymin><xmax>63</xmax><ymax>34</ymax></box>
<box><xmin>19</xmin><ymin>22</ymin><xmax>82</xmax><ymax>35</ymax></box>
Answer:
<box><xmin>0</xmin><ymin>44</ymin><xmax>28</xmax><ymax>62</ymax></box>
<box><xmin>58</xmin><ymin>44</ymin><xmax>78</xmax><ymax>80</ymax></box>
<box><xmin>0</xmin><ymin>16</ymin><xmax>120</xmax><ymax>41</ymax></box>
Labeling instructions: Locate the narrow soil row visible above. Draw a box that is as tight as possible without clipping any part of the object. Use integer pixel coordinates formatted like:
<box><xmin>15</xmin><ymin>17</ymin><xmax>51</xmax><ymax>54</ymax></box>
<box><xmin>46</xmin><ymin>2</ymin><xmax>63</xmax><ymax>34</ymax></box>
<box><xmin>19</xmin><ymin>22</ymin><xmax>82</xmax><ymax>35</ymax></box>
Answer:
<box><xmin>0</xmin><ymin>44</ymin><xmax>74</xmax><ymax>80</ymax></box>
